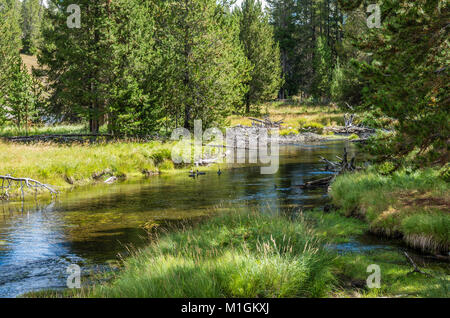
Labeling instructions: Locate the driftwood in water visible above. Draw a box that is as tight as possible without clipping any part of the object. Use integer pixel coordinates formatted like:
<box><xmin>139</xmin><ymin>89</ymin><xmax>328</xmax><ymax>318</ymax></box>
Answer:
<box><xmin>325</xmin><ymin>125</ymin><xmax>375</xmax><ymax>135</ymax></box>
<box><xmin>298</xmin><ymin>176</ymin><xmax>334</xmax><ymax>189</ymax></box>
<box><xmin>0</xmin><ymin>174</ymin><xmax>58</xmax><ymax>200</ymax></box>
<box><xmin>299</xmin><ymin>148</ymin><xmax>356</xmax><ymax>189</ymax></box>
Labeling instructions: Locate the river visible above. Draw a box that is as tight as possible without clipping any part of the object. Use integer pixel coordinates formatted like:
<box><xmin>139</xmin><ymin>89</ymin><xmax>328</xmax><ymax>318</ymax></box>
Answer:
<box><xmin>0</xmin><ymin>141</ymin><xmax>372</xmax><ymax>297</ymax></box>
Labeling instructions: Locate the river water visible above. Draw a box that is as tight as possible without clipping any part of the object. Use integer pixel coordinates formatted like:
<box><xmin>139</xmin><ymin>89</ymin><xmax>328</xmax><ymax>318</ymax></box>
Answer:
<box><xmin>0</xmin><ymin>141</ymin><xmax>365</xmax><ymax>297</ymax></box>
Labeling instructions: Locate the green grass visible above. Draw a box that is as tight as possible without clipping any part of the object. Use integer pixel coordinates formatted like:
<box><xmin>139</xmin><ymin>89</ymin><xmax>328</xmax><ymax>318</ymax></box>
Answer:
<box><xmin>306</xmin><ymin>210</ymin><xmax>369</xmax><ymax>244</ymax></box>
<box><xmin>330</xmin><ymin>168</ymin><xmax>450</xmax><ymax>254</ymax></box>
<box><xmin>0</xmin><ymin>124</ymin><xmax>92</xmax><ymax>137</ymax></box>
<box><xmin>305</xmin><ymin>210</ymin><xmax>449</xmax><ymax>298</ymax></box>
<box><xmin>228</xmin><ymin>101</ymin><xmax>345</xmax><ymax>130</ymax></box>
<box><xmin>79</xmin><ymin>211</ymin><xmax>335</xmax><ymax>298</ymax></box>
<box><xmin>22</xmin><ymin>209</ymin><xmax>449</xmax><ymax>298</ymax></box>
<box><xmin>0</xmin><ymin>141</ymin><xmax>179</xmax><ymax>190</ymax></box>
<box><xmin>332</xmin><ymin>250</ymin><xmax>449</xmax><ymax>298</ymax></box>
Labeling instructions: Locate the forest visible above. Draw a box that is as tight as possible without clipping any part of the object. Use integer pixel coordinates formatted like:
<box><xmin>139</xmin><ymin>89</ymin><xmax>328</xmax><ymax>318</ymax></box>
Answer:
<box><xmin>0</xmin><ymin>0</ymin><xmax>448</xmax><ymax>300</ymax></box>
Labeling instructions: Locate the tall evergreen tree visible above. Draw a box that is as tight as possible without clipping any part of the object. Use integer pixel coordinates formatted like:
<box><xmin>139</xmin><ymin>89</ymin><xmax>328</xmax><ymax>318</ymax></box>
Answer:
<box><xmin>355</xmin><ymin>0</ymin><xmax>449</xmax><ymax>165</ymax></box>
<box><xmin>236</xmin><ymin>0</ymin><xmax>282</xmax><ymax>113</ymax></box>
<box><xmin>21</xmin><ymin>0</ymin><xmax>44</xmax><ymax>54</ymax></box>
<box><xmin>3</xmin><ymin>54</ymin><xmax>36</xmax><ymax>133</ymax></box>
<box><xmin>159</xmin><ymin>0</ymin><xmax>250</xmax><ymax>130</ymax></box>
<box><xmin>106</xmin><ymin>0</ymin><xmax>162</xmax><ymax>136</ymax></box>
<box><xmin>312</xmin><ymin>35</ymin><xmax>332</xmax><ymax>100</ymax></box>
<box><xmin>38</xmin><ymin>0</ymin><xmax>111</xmax><ymax>132</ymax></box>
<box><xmin>0</xmin><ymin>0</ymin><xmax>22</xmax><ymax>124</ymax></box>
<box><xmin>268</xmin><ymin>0</ymin><xmax>343</xmax><ymax>99</ymax></box>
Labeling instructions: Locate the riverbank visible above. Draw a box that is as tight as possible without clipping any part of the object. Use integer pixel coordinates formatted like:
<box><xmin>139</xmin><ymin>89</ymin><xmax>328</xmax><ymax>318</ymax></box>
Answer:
<box><xmin>24</xmin><ymin>209</ymin><xmax>449</xmax><ymax>298</ymax></box>
<box><xmin>0</xmin><ymin>141</ymin><xmax>180</xmax><ymax>195</ymax></box>
<box><xmin>330</xmin><ymin>167</ymin><xmax>449</xmax><ymax>255</ymax></box>
<box><xmin>0</xmin><ymin>131</ymin><xmax>351</xmax><ymax>200</ymax></box>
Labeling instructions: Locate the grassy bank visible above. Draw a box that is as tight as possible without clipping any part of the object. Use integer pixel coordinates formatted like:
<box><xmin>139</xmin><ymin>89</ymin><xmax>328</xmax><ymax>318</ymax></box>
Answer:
<box><xmin>307</xmin><ymin>210</ymin><xmax>449</xmax><ymax>298</ymax></box>
<box><xmin>76</xmin><ymin>211</ymin><xmax>335</xmax><ymax>298</ymax></box>
<box><xmin>0</xmin><ymin>141</ymin><xmax>179</xmax><ymax>190</ymax></box>
<box><xmin>330</xmin><ymin>168</ymin><xmax>449</xmax><ymax>254</ymax></box>
<box><xmin>26</xmin><ymin>210</ymin><xmax>449</xmax><ymax>298</ymax></box>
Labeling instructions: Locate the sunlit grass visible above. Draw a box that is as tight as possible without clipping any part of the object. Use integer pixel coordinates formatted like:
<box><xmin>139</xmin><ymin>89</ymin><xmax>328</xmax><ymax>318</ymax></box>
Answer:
<box><xmin>83</xmin><ymin>211</ymin><xmax>335</xmax><ymax>298</ymax></box>
<box><xmin>0</xmin><ymin>141</ymin><xmax>178</xmax><ymax>188</ymax></box>
<box><xmin>330</xmin><ymin>168</ymin><xmax>450</xmax><ymax>253</ymax></box>
<box><xmin>228</xmin><ymin>101</ymin><xmax>345</xmax><ymax>130</ymax></box>
<box><xmin>0</xmin><ymin>124</ymin><xmax>91</xmax><ymax>137</ymax></box>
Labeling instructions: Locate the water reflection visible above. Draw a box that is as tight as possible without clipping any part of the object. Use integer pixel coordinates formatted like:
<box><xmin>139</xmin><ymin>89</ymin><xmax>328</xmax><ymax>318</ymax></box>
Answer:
<box><xmin>0</xmin><ymin>141</ymin><xmax>358</xmax><ymax>297</ymax></box>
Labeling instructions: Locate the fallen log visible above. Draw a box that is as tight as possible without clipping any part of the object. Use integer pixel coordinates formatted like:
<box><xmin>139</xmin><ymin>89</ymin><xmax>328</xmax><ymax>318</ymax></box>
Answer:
<box><xmin>5</xmin><ymin>134</ymin><xmax>113</xmax><ymax>143</ymax></box>
<box><xmin>325</xmin><ymin>125</ymin><xmax>375</xmax><ymax>135</ymax></box>
<box><xmin>403</xmin><ymin>251</ymin><xmax>433</xmax><ymax>277</ymax></box>
<box><xmin>298</xmin><ymin>176</ymin><xmax>334</xmax><ymax>189</ymax></box>
<box><xmin>299</xmin><ymin>148</ymin><xmax>356</xmax><ymax>189</ymax></box>
<box><xmin>0</xmin><ymin>174</ymin><xmax>58</xmax><ymax>200</ymax></box>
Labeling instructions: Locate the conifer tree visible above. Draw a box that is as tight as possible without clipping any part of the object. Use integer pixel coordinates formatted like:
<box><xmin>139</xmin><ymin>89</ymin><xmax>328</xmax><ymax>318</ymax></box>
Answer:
<box><xmin>4</xmin><ymin>55</ymin><xmax>36</xmax><ymax>133</ymax></box>
<box><xmin>21</xmin><ymin>0</ymin><xmax>44</xmax><ymax>54</ymax></box>
<box><xmin>38</xmin><ymin>0</ymin><xmax>111</xmax><ymax>132</ymax></box>
<box><xmin>355</xmin><ymin>0</ymin><xmax>449</xmax><ymax>165</ymax></box>
<box><xmin>0</xmin><ymin>0</ymin><xmax>22</xmax><ymax>124</ymax></box>
<box><xmin>236</xmin><ymin>0</ymin><xmax>282</xmax><ymax>113</ymax></box>
<box><xmin>159</xmin><ymin>0</ymin><xmax>250</xmax><ymax>130</ymax></box>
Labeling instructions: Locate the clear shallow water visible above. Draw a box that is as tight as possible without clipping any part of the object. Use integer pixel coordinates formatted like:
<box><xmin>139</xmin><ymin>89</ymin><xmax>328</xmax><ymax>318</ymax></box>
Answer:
<box><xmin>0</xmin><ymin>141</ymin><xmax>363</xmax><ymax>297</ymax></box>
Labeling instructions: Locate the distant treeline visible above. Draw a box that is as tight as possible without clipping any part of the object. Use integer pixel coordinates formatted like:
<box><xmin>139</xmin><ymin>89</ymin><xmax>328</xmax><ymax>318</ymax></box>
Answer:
<box><xmin>0</xmin><ymin>0</ymin><xmax>448</xmax><ymax>165</ymax></box>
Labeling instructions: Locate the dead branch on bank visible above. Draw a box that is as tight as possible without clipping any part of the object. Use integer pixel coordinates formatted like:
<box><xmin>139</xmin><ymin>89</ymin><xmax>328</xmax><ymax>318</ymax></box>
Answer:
<box><xmin>5</xmin><ymin>134</ymin><xmax>113</xmax><ymax>143</ymax></box>
<box><xmin>248</xmin><ymin>117</ymin><xmax>283</xmax><ymax>128</ymax></box>
<box><xmin>0</xmin><ymin>175</ymin><xmax>58</xmax><ymax>200</ymax></box>
<box><xmin>299</xmin><ymin>148</ymin><xmax>357</xmax><ymax>189</ymax></box>
<box><xmin>402</xmin><ymin>251</ymin><xmax>433</xmax><ymax>277</ymax></box>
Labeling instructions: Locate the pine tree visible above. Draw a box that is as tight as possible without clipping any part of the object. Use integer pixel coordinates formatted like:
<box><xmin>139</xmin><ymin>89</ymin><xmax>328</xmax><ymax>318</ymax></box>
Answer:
<box><xmin>0</xmin><ymin>0</ymin><xmax>22</xmax><ymax>94</ymax></box>
<box><xmin>106</xmin><ymin>0</ymin><xmax>162</xmax><ymax>136</ymax></box>
<box><xmin>38</xmin><ymin>0</ymin><xmax>111</xmax><ymax>133</ymax></box>
<box><xmin>159</xmin><ymin>0</ymin><xmax>250</xmax><ymax>130</ymax></box>
<box><xmin>0</xmin><ymin>0</ymin><xmax>22</xmax><ymax>125</ymax></box>
<box><xmin>268</xmin><ymin>0</ymin><xmax>343</xmax><ymax>99</ymax></box>
<box><xmin>355</xmin><ymin>0</ymin><xmax>449</xmax><ymax>165</ymax></box>
<box><xmin>266</xmin><ymin>0</ymin><xmax>298</xmax><ymax>98</ymax></box>
<box><xmin>312</xmin><ymin>35</ymin><xmax>332</xmax><ymax>100</ymax></box>
<box><xmin>236</xmin><ymin>0</ymin><xmax>282</xmax><ymax>113</ymax></box>
<box><xmin>4</xmin><ymin>55</ymin><xmax>36</xmax><ymax>133</ymax></box>
<box><xmin>21</xmin><ymin>0</ymin><xmax>43</xmax><ymax>54</ymax></box>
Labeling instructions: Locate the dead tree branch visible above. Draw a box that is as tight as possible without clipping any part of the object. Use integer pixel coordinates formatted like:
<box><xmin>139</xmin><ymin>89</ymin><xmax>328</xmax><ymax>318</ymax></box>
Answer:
<box><xmin>403</xmin><ymin>251</ymin><xmax>433</xmax><ymax>277</ymax></box>
<box><xmin>0</xmin><ymin>175</ymin><xmax>58</xmax><ymax>200</ymax></box>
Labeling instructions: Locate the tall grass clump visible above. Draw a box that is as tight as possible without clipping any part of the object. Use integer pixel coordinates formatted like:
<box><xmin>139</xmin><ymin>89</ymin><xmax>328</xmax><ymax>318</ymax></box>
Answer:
<box><xmin>0</xmin><ymin>141</ymin><xmax>178</xmax><ymax>188</ymax></box>
<box><xmin>330</xmin><ymin>168</ymin><xmax>449</xmax><ymax>253</ymax></box>
<box><xmin>88</xmin><ymin>211</ymin><xmax>335</xmax><ymax>298</ymax></box>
